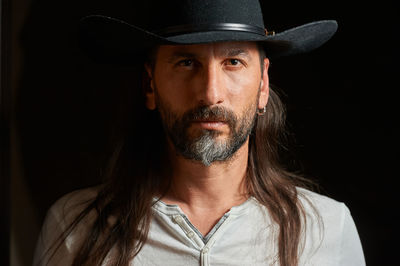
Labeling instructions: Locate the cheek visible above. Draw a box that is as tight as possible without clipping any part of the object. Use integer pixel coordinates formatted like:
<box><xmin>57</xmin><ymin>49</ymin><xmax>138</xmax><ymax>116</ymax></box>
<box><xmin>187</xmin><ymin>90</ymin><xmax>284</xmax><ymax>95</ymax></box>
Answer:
<box><xmin>154</xmin><ymin>71</ymin><xmax>189</xmax><ymax>104</ymax></box>
<box><xmin>224</xmin><ymin>71</ymin><xmax>260</xmax><ymax>100</ymax></box>
<box><xmin>225</xmin><ymin>76</ymin><xmax>246</xmax><ymax>95</ymax></box>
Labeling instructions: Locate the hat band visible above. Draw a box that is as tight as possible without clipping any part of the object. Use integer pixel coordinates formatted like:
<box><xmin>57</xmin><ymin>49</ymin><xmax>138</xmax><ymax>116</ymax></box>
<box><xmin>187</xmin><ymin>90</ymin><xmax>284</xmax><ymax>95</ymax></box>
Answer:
<box><xmin>155</xmin><ymin>23</ymin><xmax>267</xmax><ymax>37</ymax></box>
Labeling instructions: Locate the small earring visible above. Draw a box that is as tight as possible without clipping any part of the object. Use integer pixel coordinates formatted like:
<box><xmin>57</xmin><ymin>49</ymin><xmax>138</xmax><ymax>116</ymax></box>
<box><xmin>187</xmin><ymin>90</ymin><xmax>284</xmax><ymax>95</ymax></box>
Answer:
<box><xmin>257</xmin><ymin>106</ymin><xmax>267</xmax><ymax>115</ymax></box>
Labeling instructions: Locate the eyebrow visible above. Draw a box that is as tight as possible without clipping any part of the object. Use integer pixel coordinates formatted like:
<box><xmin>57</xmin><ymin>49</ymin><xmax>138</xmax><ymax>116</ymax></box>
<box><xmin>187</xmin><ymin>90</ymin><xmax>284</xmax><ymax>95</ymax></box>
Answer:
<box><xmin>225</xmin><ymin>48</ymin><xmax>251</xmax><ymax>59</ymax></box>
<box><xmin>167</xmin><ymin>52</ymin><xmax>197</xmax><ymax>63</ymax></box>
<box><xmin>166</xmin><ymin>47</ymin><xmax>252</xmax><ymax>63</ymax></box>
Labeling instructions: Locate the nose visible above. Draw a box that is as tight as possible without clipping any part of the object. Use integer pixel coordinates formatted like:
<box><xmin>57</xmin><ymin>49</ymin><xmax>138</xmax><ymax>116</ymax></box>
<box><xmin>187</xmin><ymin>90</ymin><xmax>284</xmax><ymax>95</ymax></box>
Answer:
<box><xmin>197</xmin><ymin>62</ymin><xmax>224</xmax><ymax>106</ymax></box>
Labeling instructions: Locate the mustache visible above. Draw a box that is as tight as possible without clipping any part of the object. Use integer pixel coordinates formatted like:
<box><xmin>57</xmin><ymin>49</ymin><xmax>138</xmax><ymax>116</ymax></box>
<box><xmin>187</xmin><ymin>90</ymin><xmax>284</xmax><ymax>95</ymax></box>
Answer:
<box><xmin>180</xmin><ymin>105</ymin><xmax>237</xmax><ymax>129</ymax></box>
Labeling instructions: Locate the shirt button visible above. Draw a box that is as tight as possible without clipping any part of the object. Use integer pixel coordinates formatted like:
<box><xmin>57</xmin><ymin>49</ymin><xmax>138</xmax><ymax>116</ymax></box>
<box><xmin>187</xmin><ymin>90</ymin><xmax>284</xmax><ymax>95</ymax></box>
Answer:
<box><xmin>187</xmin><ymin>231</ymin><xmax>195</xmax><ymax>238</ymax></box>
<box><xmin>202</xmin><ymin>247</ymin><xmax>209</xmax><ymax>254</ymax></box>
<box><xmin>173</xmin><ymin>215</ymin><xmax>184</xmax><ymax>223</ymax></box>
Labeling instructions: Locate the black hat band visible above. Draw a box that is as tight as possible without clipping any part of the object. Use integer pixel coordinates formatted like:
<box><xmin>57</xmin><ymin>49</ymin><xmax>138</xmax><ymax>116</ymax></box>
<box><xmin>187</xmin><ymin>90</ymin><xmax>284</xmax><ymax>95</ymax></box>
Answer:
<box><xmin>155</xmin><ymin>23</ymin><xmax>267</xmax><ymax>37</ymax></box>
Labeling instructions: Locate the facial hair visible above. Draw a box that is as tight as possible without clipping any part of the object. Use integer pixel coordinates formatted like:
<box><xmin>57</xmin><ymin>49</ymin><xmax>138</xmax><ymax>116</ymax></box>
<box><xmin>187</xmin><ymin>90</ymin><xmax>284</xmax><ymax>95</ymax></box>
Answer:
<box><xmin>155</xmin><ymin>89</ymin><xmax>258</xmax><ymax>166</ymax></box>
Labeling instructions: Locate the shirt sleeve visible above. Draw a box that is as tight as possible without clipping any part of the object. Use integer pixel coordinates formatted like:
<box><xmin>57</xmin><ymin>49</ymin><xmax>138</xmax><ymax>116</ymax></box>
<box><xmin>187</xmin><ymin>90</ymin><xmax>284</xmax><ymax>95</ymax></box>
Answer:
<box><xmin>32</xmin><ymin>188</ymin><xmax>98</xmax><ymax>266</ymax></box>
<box><xmin>339</xmin><ymin>205</ymin><xmax>366</xmax><ymax>266</ymax></box>
<box><xmin>32</xmin><ymin>203</ymin><xmax>75</xmax><ymax>266</ymax></box>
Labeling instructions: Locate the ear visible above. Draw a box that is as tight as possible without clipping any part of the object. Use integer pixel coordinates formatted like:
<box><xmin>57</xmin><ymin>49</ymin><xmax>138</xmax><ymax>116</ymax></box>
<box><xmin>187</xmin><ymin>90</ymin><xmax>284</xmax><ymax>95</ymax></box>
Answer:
<box><xmin>258</xmin><ymin>58</ymin><xmax>270</xmax><ymax>109</ymax></box>
<box><xmin>144</xmin><ymin>64</ymin><xmax>157</xmax><ymax>110</ymax></box>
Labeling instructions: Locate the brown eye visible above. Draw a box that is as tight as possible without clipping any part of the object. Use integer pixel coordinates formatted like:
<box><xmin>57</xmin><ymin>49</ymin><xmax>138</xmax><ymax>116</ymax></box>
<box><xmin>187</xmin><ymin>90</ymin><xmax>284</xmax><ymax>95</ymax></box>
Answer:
<box><xmin>178</xmin><ymin>59</ymin><xmax>193</xmax><ymax>67</ymax></box>
<box><xmin>229</xmin><ymin>59</ymin><xmax>240</xmax><ymax>65</ymax></box>
<box><xmin>226</xmin><ymin>59</ymin><xmax>243</xmax><ymax>66</ymax></box>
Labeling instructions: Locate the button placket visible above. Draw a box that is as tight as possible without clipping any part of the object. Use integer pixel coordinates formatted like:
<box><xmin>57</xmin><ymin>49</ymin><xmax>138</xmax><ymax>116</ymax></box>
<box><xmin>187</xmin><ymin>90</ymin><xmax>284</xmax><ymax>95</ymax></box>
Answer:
<box><xmin>173</xmin><ymin>215</ymin><xmax>184</xmax><ymax>224</ymax></box>
<box><xmin>202</xmin><ymin>247</ymin><xmax>209</xmax><ymax>254</ymax></box>
<box><xmin>187</xmin><ymin>231</ymin><xmax>195</xmax><ymax>238</ymax></box>
<box><xmin>200</xmin><ymin>246</ymin><xmax>210</xmax><ymax>266</ymax></box>
<box><xmin>172</xmin><ymin>215</ymin><xmax>204</xmax><ymax>248</ymax></box>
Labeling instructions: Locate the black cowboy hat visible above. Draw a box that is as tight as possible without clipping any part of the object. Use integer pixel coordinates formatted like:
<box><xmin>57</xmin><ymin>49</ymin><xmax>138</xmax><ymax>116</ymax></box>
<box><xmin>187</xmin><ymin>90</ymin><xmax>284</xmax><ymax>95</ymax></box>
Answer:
<box><xmin>79</xmin><ymin>0</ymin><xmax>338</xmax><ymax>64</ymax></box>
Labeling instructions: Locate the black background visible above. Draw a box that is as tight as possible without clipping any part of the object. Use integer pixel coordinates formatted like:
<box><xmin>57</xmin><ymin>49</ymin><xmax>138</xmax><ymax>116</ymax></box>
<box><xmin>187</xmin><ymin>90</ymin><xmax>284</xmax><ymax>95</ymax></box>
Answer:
<box><xmin>10</xmin><ymin>0</ymin><xmax>399</xmax><ymax>265</ymax></box>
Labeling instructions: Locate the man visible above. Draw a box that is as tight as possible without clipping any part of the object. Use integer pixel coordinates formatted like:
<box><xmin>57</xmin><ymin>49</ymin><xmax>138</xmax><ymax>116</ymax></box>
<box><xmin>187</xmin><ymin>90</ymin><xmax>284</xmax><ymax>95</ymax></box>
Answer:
<box><xmin>34</xmin><ymin>0</ymin><xmax>365</xmax><ymax>265</ymax></box>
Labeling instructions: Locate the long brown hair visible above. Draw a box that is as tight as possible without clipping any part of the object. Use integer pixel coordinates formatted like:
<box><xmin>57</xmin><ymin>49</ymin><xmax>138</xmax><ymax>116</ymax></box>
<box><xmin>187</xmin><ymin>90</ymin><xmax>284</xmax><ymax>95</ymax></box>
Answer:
<box><xmin>40</xmin><ymin>48</ymin><xmax>317</xmax><ymax>266</ymax></box>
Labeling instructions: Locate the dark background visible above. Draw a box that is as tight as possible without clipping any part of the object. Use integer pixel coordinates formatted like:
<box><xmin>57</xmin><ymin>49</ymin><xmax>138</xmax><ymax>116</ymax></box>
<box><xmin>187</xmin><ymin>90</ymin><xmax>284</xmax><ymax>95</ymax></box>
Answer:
<box><xmin>3</xmin><ymin>0</ymin><xmax>398</xmax><ymax>265</ymax></box>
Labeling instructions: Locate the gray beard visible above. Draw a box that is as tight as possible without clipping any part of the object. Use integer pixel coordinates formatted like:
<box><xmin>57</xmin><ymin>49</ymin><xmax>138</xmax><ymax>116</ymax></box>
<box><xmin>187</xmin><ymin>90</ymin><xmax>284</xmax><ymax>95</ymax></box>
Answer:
<box><xmin>156</xmin><ymin>95</ymin><xmax>258</xmax><ymax>166</ymax></box>
<box><xmin>171</xmin><ymin>112</ymin><xmax>255</xmax><ymax>166</ymax></box>
<box><xmin>182</xmin><ymin>132</ymin><xmax>231</xmax><ymax>166</ymax></box>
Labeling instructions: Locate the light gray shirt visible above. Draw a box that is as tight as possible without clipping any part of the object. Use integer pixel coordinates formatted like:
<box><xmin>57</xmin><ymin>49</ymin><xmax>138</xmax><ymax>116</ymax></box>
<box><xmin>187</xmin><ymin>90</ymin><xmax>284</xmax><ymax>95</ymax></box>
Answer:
<box><xmin>34</xmin><ymin>187</ymin><xmax>365</xmax><ymax>265</ymax></box>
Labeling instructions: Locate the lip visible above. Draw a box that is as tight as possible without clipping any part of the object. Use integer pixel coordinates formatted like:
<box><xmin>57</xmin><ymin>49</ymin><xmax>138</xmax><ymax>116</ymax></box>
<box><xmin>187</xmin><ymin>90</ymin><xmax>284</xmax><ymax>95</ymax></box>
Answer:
<box><xmin>192</xmin><ymin>120</ymin><xmax>227</xmax><ymax>130</ymax></box>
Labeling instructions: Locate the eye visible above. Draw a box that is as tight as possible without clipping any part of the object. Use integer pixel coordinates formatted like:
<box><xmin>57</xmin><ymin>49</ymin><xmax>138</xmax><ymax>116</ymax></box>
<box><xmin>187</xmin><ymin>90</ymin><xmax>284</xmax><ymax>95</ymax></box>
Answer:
<box><xmin>229</xmin><ymin>59</ymin><xmax>240</xmax><ymax>65</ymax></box>
<box><xmin>225</xmin><ymin>59</ymin><xmax>244</xmax><ymax>67</ymax></box>
<box><xmin>177</xmin><ymin>59</ymin><xmax>194</xmax><ymax>67</ymax></box>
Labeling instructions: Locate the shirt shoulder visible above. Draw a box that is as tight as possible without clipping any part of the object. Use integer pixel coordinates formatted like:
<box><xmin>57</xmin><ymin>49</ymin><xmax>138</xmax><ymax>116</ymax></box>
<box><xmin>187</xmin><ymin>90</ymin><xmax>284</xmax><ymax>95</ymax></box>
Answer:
<box><xmin>33</xmin><ymin>186</ymin><xmax>101</xmax><ymax>266</ymax></box>
<box><xmin>296</xmin><ymin>187</ymin><xmax>365</xmax><ymax>266</ymax></box>
<box><xmin>49</xmin><ymin>186</ymin><xmax>100</xmax><ymax>224</ymax></box>
<box><xmin>297</xmin><ymin>187</ymin><xmax>344</xmax><ymax>214</ymax></box>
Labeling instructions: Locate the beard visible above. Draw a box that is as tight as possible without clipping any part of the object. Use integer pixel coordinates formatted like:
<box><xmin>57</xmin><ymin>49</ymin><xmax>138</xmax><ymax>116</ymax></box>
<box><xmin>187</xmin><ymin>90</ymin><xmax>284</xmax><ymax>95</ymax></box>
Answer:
<box><xmin>155</xmin><ymin>90</ymin><xmax>258</xmax><ymax>166</ymax></box>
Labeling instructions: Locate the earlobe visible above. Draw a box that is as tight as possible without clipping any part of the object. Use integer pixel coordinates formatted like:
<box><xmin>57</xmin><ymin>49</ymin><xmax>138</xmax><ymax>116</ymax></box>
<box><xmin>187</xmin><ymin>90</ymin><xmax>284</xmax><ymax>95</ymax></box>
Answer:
<box><xmin>145</xmin><ymin>88</ymin><xmax>157</xmax><ymax>110</ymax></box>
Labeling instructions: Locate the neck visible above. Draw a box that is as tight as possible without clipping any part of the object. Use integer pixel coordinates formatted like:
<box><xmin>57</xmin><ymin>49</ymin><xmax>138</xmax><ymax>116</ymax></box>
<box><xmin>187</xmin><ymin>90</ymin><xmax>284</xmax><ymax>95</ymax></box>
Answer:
<box><xmin>162</xmin><ymin>138</ymin><xmax>250</xmax><ymax>211</ymax></box>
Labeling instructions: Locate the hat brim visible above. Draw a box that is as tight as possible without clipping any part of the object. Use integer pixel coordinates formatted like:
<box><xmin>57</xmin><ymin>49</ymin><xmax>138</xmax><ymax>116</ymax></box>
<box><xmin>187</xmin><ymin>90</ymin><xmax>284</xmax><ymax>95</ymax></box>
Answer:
<box><xmin>79</xmin><ymin>15</ymin><xmax>338</xmax><ymax>65</ymax></box>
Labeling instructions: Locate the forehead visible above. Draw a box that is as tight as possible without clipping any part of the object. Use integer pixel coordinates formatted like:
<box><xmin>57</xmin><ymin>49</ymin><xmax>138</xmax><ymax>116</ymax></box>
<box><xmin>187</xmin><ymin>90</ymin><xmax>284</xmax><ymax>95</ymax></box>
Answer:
<box><xmin>155</xmin><ymin>41</ymin><xmax>260</xmax><ymax>59</ymax></box>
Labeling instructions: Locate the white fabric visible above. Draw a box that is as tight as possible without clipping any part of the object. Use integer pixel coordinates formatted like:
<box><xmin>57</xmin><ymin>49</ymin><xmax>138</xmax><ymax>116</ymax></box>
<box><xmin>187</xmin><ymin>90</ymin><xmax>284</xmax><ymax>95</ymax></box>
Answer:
<box><xmin>33</xmin><ymin>186</ymin><xmax>365</xmax><ymax>266</ymax></box>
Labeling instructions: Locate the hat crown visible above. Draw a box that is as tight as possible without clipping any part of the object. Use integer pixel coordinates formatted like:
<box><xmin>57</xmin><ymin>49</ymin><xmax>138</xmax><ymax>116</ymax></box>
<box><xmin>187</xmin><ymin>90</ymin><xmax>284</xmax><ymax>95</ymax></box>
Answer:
<box><xmin>146</xmin><ymin>0</ymin><xmax>265</xmax><ymax>34</ymax></box>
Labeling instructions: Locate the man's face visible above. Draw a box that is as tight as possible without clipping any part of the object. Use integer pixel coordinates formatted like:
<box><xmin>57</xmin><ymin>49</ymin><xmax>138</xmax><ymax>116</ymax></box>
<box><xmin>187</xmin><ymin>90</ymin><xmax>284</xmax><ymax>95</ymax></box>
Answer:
<box><xmin>146</xmin><ymin>42</ymin><xmax>269</xmax><ymax>165</ymax></box>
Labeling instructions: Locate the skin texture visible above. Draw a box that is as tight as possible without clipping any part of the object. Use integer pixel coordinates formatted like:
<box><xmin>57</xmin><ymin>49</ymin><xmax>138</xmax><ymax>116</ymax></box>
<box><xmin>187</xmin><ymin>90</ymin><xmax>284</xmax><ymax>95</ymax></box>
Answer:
<box><xmin>145</xmin><ymin>42</ymin><xmax>270</xmax><ymax>235</ymax></box>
